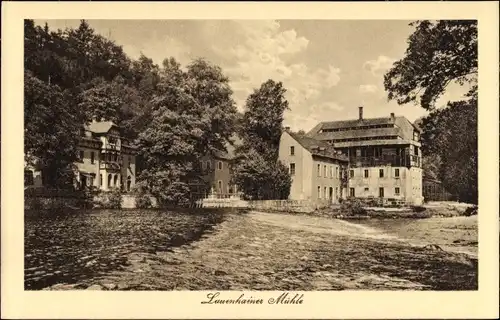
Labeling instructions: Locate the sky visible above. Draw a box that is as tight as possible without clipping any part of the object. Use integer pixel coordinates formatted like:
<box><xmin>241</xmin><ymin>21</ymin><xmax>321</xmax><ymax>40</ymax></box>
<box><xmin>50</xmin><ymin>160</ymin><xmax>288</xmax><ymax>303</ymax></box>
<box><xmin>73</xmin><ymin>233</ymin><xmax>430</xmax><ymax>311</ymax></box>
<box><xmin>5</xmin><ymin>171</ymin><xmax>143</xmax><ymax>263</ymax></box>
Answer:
<box><xmin>36</xmin><ymin>19</ymin><xmax>470</xmax><ymax>132</ymax></box>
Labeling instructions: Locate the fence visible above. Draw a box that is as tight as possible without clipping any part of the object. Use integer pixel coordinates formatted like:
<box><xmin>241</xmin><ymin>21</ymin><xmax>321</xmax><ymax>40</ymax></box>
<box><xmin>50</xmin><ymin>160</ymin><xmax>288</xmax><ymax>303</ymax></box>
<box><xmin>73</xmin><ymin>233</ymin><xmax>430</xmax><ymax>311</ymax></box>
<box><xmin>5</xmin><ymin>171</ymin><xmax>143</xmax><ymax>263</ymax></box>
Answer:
<box><xmin>423</xmin><ymin>179</ymin><xmax>456</xmax><ymax>202</ymax></box>
<box><xmin>197</xmin><ymin>197</ymin><xmax>331</xmax><ymax>213</ymax></box>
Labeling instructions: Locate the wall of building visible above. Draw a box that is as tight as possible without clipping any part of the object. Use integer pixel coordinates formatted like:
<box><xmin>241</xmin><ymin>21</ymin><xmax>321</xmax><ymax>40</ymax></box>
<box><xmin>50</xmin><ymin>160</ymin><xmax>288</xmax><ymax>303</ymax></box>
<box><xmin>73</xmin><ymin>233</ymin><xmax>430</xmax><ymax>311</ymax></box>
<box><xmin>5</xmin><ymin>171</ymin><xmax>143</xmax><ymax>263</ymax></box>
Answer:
<box><xmin>75</xmin><ymin>146</ymin><xmax>100</xmax><ymax>187</ymax></box>
<box><xmin>406</xmin><ymin>167</ymin><xmax>423</xmax><ymax>205</ymax></box>
<box><xmin>347</xmin><ymin>166</ymin><xmax>423</xmax><ymax>204</ymax></box>
<box><xmin>200</xmin><ymin>156</ymin><xmax>237</xmax><ymax>194</ymax></box>
<box><xmin>121</xmin><ymin>153</ymin><xmax>136</xmax><ymax>191</ymax></box>
<box><xmin>278</xmin><ymin>132</ymin><xmax>312</xmax><ymax>200</ymax></box>
<box><xmin>310</xmin><ymin>157</ymin><xmax>343</xmax><ymax>203</ymax></box>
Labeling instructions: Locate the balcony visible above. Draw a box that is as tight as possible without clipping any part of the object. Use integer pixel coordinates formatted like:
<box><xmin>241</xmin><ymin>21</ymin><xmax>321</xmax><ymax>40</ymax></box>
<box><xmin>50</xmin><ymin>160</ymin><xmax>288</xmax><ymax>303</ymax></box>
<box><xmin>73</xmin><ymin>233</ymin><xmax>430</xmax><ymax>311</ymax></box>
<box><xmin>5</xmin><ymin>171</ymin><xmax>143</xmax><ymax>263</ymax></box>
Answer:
<box><xmin>348</xmin><ymin>155</ymin><xmax>410</xmax><ymax>167</ymax></box>
<box><xmin>99</xmin><ymin>161</ymin><xmax>121</xmax><ymax>170</ymax></box>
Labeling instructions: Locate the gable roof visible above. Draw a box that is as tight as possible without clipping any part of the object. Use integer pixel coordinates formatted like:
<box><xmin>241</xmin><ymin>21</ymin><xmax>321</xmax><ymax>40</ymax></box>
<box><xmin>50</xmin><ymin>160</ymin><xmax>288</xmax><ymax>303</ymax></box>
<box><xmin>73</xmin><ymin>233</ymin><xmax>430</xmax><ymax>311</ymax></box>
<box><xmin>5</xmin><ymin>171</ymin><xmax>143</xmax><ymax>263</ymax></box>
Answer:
<box><xmin>84</xmin><ymin>121</ymin><xmax>118</xmax><ymax>134</ymax></box>
<box><xmin>287</xmin><ymin>132</ymin><xmax>348</xmax><ymax>162</ymax></box>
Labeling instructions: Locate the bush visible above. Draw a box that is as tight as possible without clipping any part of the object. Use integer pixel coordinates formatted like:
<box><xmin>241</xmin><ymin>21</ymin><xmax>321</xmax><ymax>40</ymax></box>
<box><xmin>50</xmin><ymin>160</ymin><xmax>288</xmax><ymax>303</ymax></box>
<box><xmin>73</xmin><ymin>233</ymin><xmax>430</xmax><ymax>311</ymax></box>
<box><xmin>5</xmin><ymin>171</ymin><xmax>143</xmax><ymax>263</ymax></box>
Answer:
<box><xmin>340</xmin><ymin>198</ymin><xmax>367</xmax><ymax>216</ymax></box>
<box><xmin>107</xmin><ymin>189</ymin><xmax>123</xmax><ymax>209</ymax></box>
<box><xmin>135</xmin><ymin>193</ymin><xmax>152</xmax><ymax>209</ymax></box>
<box><xmin>464</xmin><ymin>206</ymin><xmax>478</xmax><ymax>217</ymax></box>
<box><xmin>411</xmin><ymin>205</ymin><xmax>427</xmax><ymax>213</ymax></box>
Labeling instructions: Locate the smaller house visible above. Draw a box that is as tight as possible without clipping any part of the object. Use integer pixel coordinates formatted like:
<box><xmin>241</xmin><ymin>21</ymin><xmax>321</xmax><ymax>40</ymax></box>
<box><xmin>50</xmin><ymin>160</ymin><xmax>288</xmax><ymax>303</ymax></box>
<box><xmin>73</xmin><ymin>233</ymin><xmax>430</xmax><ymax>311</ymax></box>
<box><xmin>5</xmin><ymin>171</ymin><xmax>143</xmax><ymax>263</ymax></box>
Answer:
<box><xmin>199</xmin><ymin>135</ymin><xmax>243</xmax><ymax>198</ymax></box>
<box><xmin>24</xmin><ymin>120</ymin><xmax>138</xmax><ymax>192</ymax></box>
<box><xmin>279</xmin><ymin>129</ymin><xmax>349</xmax><ymax>203</ymax></box>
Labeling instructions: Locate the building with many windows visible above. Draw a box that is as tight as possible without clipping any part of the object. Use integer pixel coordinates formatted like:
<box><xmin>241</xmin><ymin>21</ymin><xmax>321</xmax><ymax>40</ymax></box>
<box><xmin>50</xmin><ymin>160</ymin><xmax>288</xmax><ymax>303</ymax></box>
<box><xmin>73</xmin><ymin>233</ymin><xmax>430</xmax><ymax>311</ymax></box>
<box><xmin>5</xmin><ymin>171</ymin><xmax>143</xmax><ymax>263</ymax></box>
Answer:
<box><xmin>306</xmin><ymin>107</ymin><xmax>423</xmax><ymax>205</ymax></box>
<box><xmin>278</xmin><ymin>129</ymin><xmax>349</xmax><ymax>203</ymax></box>
<box><xmin>24</xmin><ymin>120</ymin><xmax>138</xmax><ymax>192</ymax></box>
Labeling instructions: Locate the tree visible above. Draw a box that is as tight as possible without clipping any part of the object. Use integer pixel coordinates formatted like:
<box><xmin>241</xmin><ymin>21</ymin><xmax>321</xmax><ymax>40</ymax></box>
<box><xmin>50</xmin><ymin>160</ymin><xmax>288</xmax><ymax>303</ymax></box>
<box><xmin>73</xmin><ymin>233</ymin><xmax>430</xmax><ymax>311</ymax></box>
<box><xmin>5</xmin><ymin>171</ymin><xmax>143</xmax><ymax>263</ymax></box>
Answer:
<box><xmin>77</xmin><ymin>77</ymin><xmax>123</xmax><ymax>123</ymax></box>
<box><xmin>384</xmin><ymin>20</ymin><xmax>478</xmax><ymax>204</ymax></box>
<box><xmin>419</xmin><ymin>98</ymin><xmax>477</xmax><ymax>203</ymax></box>
<box><xmin>135</xmin><ymin>58</ymin><xmax>238</xmax><ymax>205</ymax></box>
<box><xmin>238</xmin><ymin>79</ymin><xmax>289</xmax><ymax>161</ymax></box>
<box><xmin>231</xmin><ymin>150</ymin><xmax>291</xmax><ymax>200</ymax></box>
<box><xmin>232</xmin><ymin>80</ymin><xmax>292</xmax><ymax>200</ymax></box>
<box><xmin>384</xmin><ymin>20</ymin><xmax>477</xmax><ymax>111</ymax></box>
<box><xmin>185</xmin><ymin>58</ymin><xmax>238</xmax><ymax>155</ymax></box>
<box><xmin>24</xmin><ymin>71</ymin><xmax>85</xmax><ymax>187</ymax></box>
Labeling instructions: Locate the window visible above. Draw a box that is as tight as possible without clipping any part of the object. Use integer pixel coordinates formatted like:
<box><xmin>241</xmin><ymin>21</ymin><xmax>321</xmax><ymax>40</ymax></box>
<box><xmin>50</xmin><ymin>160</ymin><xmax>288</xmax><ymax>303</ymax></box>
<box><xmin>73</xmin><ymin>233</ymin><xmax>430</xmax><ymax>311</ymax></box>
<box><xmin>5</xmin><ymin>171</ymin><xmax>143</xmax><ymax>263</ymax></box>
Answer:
<box><xmin>364</xmin><ymin>187</ymin><xmax>369</xmax><ymax>192</ymax></box>
<box><xmin>379</xmin><ymin>187</ymin><xmax>384</xmax><ymax>197</ymax></box>
<box><xmin>99</xmin><ymin>174</ymin><xmax>102</xmax><ymax>186</ymax></box>
<box><xmin>289</xmin><ymin>163</ymin><xmax>296</xmax><ymax>175</ymax></box>
<box><xmin>324</xmin><ymin>165</ymin><xmax>327</xmax><ymax>177</ymax></box>
<box><xmin>206</xmin><ymin>161</ymin><xmax>211</xmax><ymax>170</ymax></box>
<box><xmin>79</xmin><ymin>150</ymin><xmax>84</xmax><ymax>161</ymax></box>
<box><xmin>108</xmin><ymin>174</ymin><xmax>112</xmax><ymax>187</ymax></box>
<box><xmin>330</xmin><ymin>166</ymin><xmax>333</xmax><ymax>178</ymax></box>
<box><xmin>290</xmin><ymin>146</ymin><xmax>295</xmax><ymax>156</ymax></box>
<box><xmin>349</xmin><ymin>188</ymin><xmax>355</xmax><ymax>197</ymax></box>
<box><xmin>336</xmin><ymin>167</ymin><xmax>339</xmax><ymax>178</ymax></box>
<box><xmin>324</xmin><ymin>187</ymin><xmax>327</xmax><ymax>199</ymax></box>
<box><xmin>317</xmin><ymin>186</ymin><xmax>321</xmax><ymax>199</ymax></box>
<box><xmin>379</xmin><ymin>169</ymin><xmax>384</xmax><ymax>178</ymax></box>
<box><xmin>218</xmin><ymin>180</ymin><xmax>223</xmax><ymax>193</ymax></box>
<box><xmin>395</xmin><ymin>187</ymin><xmax>400</xmax><ymax>195</ymax></box>
<box><xmin>364</xmin><ymin>169</ymin><xmax>369</xmax><ymax>178</ymax></box>
<box><xmin>395</xmin><ymin>168</ymin><xmax>400</xmax><ymax>178</ymax></box>
<box><xmin>91</xmin><ymin>152</ymin><xmax>95</xmax><ymax>164</ymax></box>
<box><xmin>218</xmin><ymin>161</ymin><xmax>223</xmax><ymax>170</ymax></box>
<box><xmin>349</xmin><ymin>169</ymin><xmax>354</xmax><ymax>178</ymax></box>
<box><xmin>317</xmin><ymin>164</ymin><xmax>321</xmax><ymax>176</ymax></box>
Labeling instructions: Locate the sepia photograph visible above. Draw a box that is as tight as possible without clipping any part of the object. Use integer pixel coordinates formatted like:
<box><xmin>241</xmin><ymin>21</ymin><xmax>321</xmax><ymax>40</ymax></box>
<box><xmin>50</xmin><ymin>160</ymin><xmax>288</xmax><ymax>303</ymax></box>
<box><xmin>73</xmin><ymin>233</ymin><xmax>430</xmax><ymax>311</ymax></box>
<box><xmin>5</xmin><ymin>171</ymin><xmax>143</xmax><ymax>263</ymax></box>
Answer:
<box><xmin>2</xmin><ymin>1</ymin><xmax>498</xmax><ymax>319</ymax></box>
<box><xmin>23</xmin><ymin>18</ymin><xmax>479</xmax><ymax>292</ymax></box>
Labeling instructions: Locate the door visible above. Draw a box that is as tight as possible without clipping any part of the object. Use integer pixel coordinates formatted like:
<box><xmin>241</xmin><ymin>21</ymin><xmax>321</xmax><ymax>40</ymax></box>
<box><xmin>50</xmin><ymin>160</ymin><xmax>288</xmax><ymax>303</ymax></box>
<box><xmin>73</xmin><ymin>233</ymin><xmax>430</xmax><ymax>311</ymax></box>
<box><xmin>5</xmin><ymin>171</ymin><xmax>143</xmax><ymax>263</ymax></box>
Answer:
<box><xmin>379</xmin><ymin>187</ymin><xmax>384</xmax><ymax>198</ymax></box>
<box><xmin>80</xmin><ymin>175</ymin><xmax>87</xmax><ymax>190</ymax></box>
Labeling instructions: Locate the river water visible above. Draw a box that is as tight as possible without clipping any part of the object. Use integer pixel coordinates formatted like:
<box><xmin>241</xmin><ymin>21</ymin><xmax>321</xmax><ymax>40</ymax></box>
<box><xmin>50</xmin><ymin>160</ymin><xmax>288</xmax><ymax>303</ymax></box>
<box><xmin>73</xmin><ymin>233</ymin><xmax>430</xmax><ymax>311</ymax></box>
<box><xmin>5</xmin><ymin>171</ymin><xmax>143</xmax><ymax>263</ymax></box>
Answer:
<box><xmin>349</xmin><ymin>216</ymin><xmax>478</xmax><ymax>257</ymax></box>
<box><xmin>24</xmin><ymin>208</ymin><xmax>224</xmax><ymax>290</ymax></box>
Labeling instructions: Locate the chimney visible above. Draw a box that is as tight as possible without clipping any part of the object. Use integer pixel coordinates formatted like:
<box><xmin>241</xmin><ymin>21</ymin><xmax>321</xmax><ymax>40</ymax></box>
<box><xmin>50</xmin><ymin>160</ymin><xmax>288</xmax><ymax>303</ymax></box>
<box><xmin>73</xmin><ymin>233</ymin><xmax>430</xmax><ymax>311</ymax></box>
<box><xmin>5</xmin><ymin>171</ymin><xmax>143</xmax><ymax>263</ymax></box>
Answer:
<box><xmin>390</xmin><ymin>112</ymin><xmax>395</xmax><ymax>120</ymax></box>
<box><xmin>358</xmin><ymin>106</ymin><xmax>363</xmax><ymax>121</ymax></box>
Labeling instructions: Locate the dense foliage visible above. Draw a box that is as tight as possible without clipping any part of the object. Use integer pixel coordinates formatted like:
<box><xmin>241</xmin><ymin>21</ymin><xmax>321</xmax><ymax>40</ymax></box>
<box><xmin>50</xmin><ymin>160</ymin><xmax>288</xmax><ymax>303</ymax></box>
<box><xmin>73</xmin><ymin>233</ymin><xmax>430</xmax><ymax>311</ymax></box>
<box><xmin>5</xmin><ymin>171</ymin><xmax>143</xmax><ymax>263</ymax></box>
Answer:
<box><xmin>232</xmin><ymin>80</ymin><xmax>292</xmax><ymax>200</ymax></box>
<box><xmin>24</xmin><ymin>20</ymin><xmax>239</xmax><ymax>202</ymax></box>
<box><xmin>136</xmin><ymin>58</ymin><xmax>238</xmax><ymax>205</ymax></box>
<box><xmin>384</xmin><ymin>20</ymin><xmax>478</xmax><ymax>204</ymax></box>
